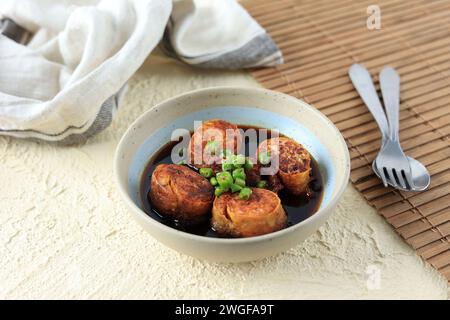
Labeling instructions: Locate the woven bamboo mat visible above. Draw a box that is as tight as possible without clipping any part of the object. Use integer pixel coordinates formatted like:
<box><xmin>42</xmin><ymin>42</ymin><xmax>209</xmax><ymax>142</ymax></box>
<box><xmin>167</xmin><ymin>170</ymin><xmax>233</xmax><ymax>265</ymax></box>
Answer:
<box><xmin>242</xmin><ymin>0</ymin><xmax>450</xmax><ymax>281</ymax></box>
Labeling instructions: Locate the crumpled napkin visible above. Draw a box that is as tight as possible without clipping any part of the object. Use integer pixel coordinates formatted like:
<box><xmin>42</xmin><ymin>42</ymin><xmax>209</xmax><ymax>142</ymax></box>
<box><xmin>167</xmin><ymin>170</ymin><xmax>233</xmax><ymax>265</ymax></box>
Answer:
<box><xmin>0</xmin><ymin>0</ymin><xmax>282</xmax><ymax>143</ymax></box>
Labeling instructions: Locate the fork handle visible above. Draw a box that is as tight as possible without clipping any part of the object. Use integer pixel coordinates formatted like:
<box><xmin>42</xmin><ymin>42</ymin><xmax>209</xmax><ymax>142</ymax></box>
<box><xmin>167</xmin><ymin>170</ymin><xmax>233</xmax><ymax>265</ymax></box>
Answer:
<box><xmin>380</xmin><ymin>67</ymin><xmax>401</xmax><ymax>142</ymax></box>
<box><xmin>349</xmin><ymin>64</ymin><xmax>389</xmax><ymax>142</ymax></box>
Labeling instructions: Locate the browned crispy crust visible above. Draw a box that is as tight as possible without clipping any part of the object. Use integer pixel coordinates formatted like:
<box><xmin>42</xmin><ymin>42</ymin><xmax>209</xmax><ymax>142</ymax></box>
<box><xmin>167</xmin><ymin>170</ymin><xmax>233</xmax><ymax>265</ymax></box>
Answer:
<box><xmin>258</xmin><ymin>137</ymin><xmax>311</xmax><ymax>195</ymax></box>
<box><xmin>149</xmin><ymin>164</ymin><xmax>214</xmax><ymax>224</ymax></box>
<box><xmin>212</xmin><ymin>188</ymin><xmax>287</xmax><ymax>238</ymax></box>
<box><xmin>188</xmin><ymin>119</ymin><xmax>243</xmax><ymax>170</ymax></box>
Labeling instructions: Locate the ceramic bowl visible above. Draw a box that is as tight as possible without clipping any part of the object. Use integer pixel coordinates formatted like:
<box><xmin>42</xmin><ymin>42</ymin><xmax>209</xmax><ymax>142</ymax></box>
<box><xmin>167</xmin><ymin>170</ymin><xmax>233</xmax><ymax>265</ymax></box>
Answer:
<box><xmin>114</xmin><ymin>87</ymin><xmax>350</xmax><ymax>262</ymax></box>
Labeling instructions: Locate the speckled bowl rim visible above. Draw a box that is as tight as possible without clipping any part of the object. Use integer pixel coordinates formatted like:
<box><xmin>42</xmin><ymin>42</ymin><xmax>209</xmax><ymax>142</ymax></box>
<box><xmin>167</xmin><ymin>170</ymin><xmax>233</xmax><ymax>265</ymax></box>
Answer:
<box><xmin>114</xmin><ymin>86</ymin><xmax>350</xmax><ymax>244</ymax></box>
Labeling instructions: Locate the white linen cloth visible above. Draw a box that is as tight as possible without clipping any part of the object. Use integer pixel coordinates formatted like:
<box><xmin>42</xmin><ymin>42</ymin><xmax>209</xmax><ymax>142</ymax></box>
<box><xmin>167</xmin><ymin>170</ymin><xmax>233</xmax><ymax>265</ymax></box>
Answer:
<box><xmin>0</xmin><ymin>0</ymin><xmax>282</xmax><ymax>143</ymax></box>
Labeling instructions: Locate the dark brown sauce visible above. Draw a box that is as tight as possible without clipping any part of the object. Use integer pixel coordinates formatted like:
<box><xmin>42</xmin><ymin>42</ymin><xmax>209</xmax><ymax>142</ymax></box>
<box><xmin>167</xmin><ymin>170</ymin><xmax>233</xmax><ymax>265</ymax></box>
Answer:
<box><xmin>140</xmin><ymin>125</ymin><xmax>324</xmax><ymax>238</ymax></box>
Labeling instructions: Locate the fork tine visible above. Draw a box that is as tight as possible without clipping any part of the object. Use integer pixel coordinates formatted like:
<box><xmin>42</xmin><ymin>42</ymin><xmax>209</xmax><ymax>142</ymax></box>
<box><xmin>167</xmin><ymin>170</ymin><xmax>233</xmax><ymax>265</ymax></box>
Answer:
<box><xmin>402</xmin><ymin>169</ymin><xmax>415</xmax><ymax>190</ymax></box>
<box><xmin>375</xmin><ymin>161</ymin><xmax>389</xmax><ymax>187</ymax></box>
<box><xmin>384</xmin><ymin>167</ymin><xmax>397</xmax><ymax>188</ymax></box>
<box><xmin>393</xmin><ymin>169</ymin><xmax>407</xmax><ymax>190</ymax></box>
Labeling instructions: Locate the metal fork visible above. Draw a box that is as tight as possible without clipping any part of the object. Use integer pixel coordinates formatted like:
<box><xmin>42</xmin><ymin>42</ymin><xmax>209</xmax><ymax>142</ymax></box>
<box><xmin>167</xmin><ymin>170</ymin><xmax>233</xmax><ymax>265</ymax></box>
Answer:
<box><xmin>348</xmin><ymin>64</ymin><xmax>414</xmax><ymax>190</ymax></box>
<box><xmin>376</xmin><ymin>67</ymin><xmax>414</xmax><ymax>189</ymax></box>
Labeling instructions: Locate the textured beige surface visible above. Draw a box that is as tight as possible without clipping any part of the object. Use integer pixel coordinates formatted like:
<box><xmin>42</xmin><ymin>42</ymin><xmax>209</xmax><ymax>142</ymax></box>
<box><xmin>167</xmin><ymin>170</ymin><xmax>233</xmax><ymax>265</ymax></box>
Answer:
<box><xmin>0</xmin><ymin>55</ymin><xmax>448</xmax><ymax>299</ymax></box>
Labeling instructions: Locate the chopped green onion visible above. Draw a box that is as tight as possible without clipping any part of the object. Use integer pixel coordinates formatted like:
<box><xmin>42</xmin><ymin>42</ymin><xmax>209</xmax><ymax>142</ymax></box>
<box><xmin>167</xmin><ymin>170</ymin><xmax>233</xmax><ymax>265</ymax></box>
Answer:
<box><xmin>232</xmin><ymin>168</ymin><xmax>246</xmax><ymax>180</ymax></box>
<box><xmin>230</xmin><ymin>184</ymin><xmax>242</xmax><ymax>193</ymax></box>
<box><xmin>244</xmin><ymin>158</ymin><xmax>253</xmax><ymax>171</ymax></box>
<box><xmin>215</xmin><ymin>186</ymin><xmax>227</xmax><ymax>197</ymax></box>
<box><xmin>222</xmin><ymin>163</ymin><xmax>234</xmax><ymax>172</ymax></box>
<box><xmin>256</xmin><ymin>180</ymin><xmax>268</xmax><ymax>189</ymax></box>
<box><xmin>231</xmin><ymin>154</ymin><xmax>246</xmax><ymax>167</ymax></box>
<box><xmin>199</xmin><ymin>167</ymin><xmax>213</xmax><ymax>178</ymax></box>
<box><xmin>216</xmin><ymin>171</ymin><xmax>233</xmax><ymax>189</ymax></box>
<box><xmin>210</xmin><ymin>177</ymin><xmax>218</xmax><ymax>186</ymax></box>
<box><xmin>258</xmin><ymin>151</ymin><xmax>271</xmax><ymax>165</ymax></box>
<box><xmin>222</xmin><ymin>157</ymin><xmax>234</xmax><ymax>171</ymax></box>
<box><xmin>221</xmin><ymin>149</ymin><xmax>232</xmax><ymax>158</ymax></box>
<box><xmin>205</xmin><ymin>140</ymin><xmax>219</xmax><ymax>155</ymax></box>
<box><xmin>239</xmin><ymin>187</ymin><xmax>252</xmax><ymax>200</ymax></box>
<box><xmin>177</xmin><ymin>160</ymin><xmax>186</xmax><ymax>165</ymax></box>
<box><xmin>234</xmin><ymin>177</ymin><xmax>246</xmax><ymax>188</ymax></box>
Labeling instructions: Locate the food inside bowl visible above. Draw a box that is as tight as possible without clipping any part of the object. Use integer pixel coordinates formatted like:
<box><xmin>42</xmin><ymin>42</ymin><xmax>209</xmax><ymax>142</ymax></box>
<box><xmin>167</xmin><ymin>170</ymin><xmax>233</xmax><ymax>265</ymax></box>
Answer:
<box><xmin>140</xmin><ymin>119</ymin><xmax>324</xmax><ymax>238</ymax></box>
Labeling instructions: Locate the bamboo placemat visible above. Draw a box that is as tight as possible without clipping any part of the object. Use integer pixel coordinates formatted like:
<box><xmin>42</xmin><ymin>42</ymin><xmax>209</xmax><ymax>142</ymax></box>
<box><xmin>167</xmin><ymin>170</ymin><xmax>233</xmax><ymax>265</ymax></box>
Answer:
<box><xmin>242</xmin><ymin>0</ymin><xmax>450</xmax><ymax>281</ymax></box>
